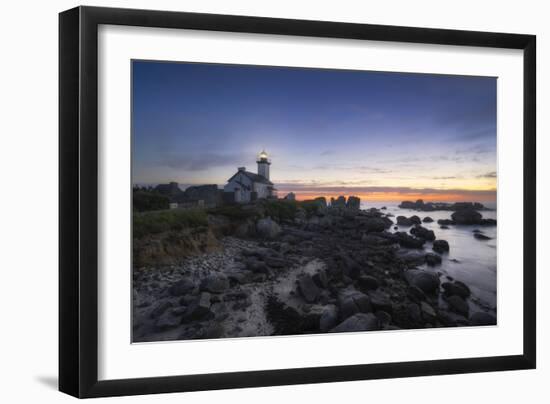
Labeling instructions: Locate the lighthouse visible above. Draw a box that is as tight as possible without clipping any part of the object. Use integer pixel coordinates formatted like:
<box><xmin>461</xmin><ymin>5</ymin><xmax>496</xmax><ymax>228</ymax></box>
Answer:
<box><xmin>257</xmin><ymin>149</ymin><xmax>271</xmax><ymax>180</ymax></box>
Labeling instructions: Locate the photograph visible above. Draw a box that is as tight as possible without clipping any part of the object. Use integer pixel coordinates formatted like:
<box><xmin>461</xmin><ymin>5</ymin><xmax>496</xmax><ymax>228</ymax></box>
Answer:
<box><xmin>131</xmin><ymin>60</ymin><xmax>498</xmax><ymax>343</ymax></box>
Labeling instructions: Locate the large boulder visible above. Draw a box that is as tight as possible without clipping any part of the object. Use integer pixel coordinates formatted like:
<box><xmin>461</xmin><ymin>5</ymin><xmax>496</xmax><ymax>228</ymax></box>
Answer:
<box><xmin>330</xmin><ymin>313</ymin><xmax>380</xmax><ymax>333</ymax></box>
<box><xmin>331</xmin><ymin>196</ymin><xmax>347</xmax><ymax>208</ymax></box>
<box><xmin>432</xmin><ymin>239</ymin><xmax>450</xmax><ymax>254</ymax></box>
<box><xmin>346</xmin><ymin>196</ymin><xmax>361</xmax><ymax>210</ymax></box>
<box><xmin>339</xmin><ymin>290</ymin><xmax>372</xmax><ymax>319</ymax></box>
<box><xmin>298</xmin><ymin>274</ymin><xmax>321</xmax><ymax>303</ymax></box>
<box><xmin>441</xmin><ymin>281</ymin><xmax>471</xmax><ymax>298</ymax></box>
<box><xmin>395</xmin><ymin>232</ymin><xmax>425</xmax><ymax>249</ymax></box>
<box><xmin>403</xmin><ymin>270</ymin><xmax>440</xmax><ymax>294</ymax></box>
<box><xmin>422</xmin><ymin>216</ymin><xmax>434</xmax><ymax>223</ymax></box>
<box><xmin>446</xmin><ymin>295</ymin><xmax>469</xmax><ymax>316</ymax></box>
<box><xmin>368</xmin><ymin>290</ymin><xmax>393</xmax><ymax>313</ymax></box>
<box><xmin>396</xmin><ymin>216</ymin><xmax>413</xmax><ymax>226</ymax></box>
<box><xmin>256</xmin><ymin>217</ymin><xmax>281</xmax><ymax>239</ymax></box>
<box><xmin>361</xmin><ymin>217</ymin><xmax>391</xmax><ymax>233</ymax></box>
<box><xmin>319</xmin><ymin>304</ymin><xmax>339</xmax><ymax>332</ymax></box>
<box><xmin>410</xmin><ymin>225</ymin><xmax>435</xmax><ymax>241</ymax></box>
<box><xmin>425</xmin><ymin>252</ymin><xmax>442</xmax><ymax>266</ymax></box>
<box><xmin>451</xmin><ymin>209</ymin><xmax>482</xmax><ymax>225</ymax></box>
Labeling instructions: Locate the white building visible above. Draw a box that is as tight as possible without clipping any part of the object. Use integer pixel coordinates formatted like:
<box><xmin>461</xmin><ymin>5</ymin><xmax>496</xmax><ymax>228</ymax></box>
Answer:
<box><xmin>224</xmin><ymin>150</ymin><xmax>276</xmax><ymax>203</ymax></box>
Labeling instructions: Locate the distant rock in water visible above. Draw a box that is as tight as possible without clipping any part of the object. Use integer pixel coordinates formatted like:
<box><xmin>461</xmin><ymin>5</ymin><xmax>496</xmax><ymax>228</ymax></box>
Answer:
<box><xmin>474</xmin><ymin>232</ymin><xmax>492</xmax><ymax>240</ymax></box>
<box><xmin>399</xmin><ymin>199</ymin><xmax>487</xmax><ymax>212</ymax></box>
<box><xmin>451</xmin><ymin>209</ymin><xmax>482</xmax><ymax>224</ymax></box>
<box><xmin>410</xmin><ymin>225</ymin><xmax>435</xmax><ymax>241</ymax></box>
<box><xmin>422</xmin><ymin>216</ymin><xmax>434</xmax><ymax>223</ymax></box>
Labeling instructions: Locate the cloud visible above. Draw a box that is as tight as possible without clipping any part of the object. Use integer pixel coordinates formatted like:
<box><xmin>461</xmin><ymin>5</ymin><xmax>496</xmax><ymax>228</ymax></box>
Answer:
<box><xmin>477</xmin><ymin>171</ymin><xmax>497</xmax><ymax>178</ymax></box>
<box><xmin>158</xmin><ymin>152</ymin><xmax>244</xmax><ymax>171</ymax></box>
<box><xmin>320</xmin><ymin>150</ymin><xmax>335</xmax><ymax>156</ymax></box>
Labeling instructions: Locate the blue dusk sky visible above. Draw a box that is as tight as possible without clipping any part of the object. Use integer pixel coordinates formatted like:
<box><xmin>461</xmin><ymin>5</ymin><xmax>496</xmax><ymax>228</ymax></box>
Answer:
<box><xmin>132</xmin><ymin>60</ymin><xmax>497</xmax><ymax>202</ymax></box>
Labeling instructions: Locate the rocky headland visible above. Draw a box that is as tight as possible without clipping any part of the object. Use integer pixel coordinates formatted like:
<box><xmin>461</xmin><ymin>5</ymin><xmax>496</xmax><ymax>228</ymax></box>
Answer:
<box><xmin>132</xmin><ymin>197</ymin><xmax>497</xmax><ymax>342</ymax></box>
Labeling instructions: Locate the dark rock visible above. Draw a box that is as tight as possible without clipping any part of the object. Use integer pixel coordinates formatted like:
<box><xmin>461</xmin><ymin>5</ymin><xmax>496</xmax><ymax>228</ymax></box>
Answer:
<box><xmin>330</xmin><ymin>313</ymin><xmax>380</xmax><ymax>333</ymax></box>
<box><xmin>432</xmin><ymin>239</ymin><xmax>450</xmax><ymax>254</ymax></box>
<box><xmin>407</xmin><ymin>303</ymin><xmax>422</xmax><ymax>322</ymax></box>
<box><xmin>361</xmin><ymin>233</ymin><xmax>393</xmax><ymax>246</ymax></box>
<box><xmin>446</xmin><ymin>295</ymin><xmax>469</xmax><ymax>316</ymax></box>
<box><xmin>346</xmin><ymin>196</ymin><xmax>361</xmax><ymax>210</ymax></box>
<box><xmin>375</xmin><ymin>310</ymin><xmax>392</xmax><ymax>326</ymax></box>
<box><xmin>474</xmin><ymin>233</ymin><xmax>492</xmax><ymax>240</ymax></box>
<box><xmin>437</xmin><ymin>219</ymin><xmax>455</xmax><ymax>225</ymax></box>
<box><xmin>395</xmin><ymin>232</ymin><xmax>425</xmax><ymax>249</ymax></box>
<box><xmin>396</xmin><ymin>216</ymin><xmax>414</xmax><ymax>226</ymax></box>
<box><xmin>410</xmin><ymin>215</ymin><xmax>421</xmax><ymax>225</ymax></box>
<box><xmin>331</xmin><ymin>196</ymin><xmax>347</xmax><ymax>208</ymax></box>
<box><xmin>422</xmin><ymin>216</ymin><xmax>434</xmax><ymax>223</ymax></box>
<box><xmin>403</xmin><ymin>270</ymin><xmax>440</xmax><ymax>294</ymax></box>
<box><xmin>312</xmin><ymin>270</ymin><xmax>329</xmax><ymax>289</ymax></box>
<box><xmin>397</xmin><ymin>250</ymin><xmax>427</xmax><ymax>266</ymax></box>
<box><xmin>319</xmin><ymin>304</ymin><xmax>339</xmax><ymax>332</ymax></box>
<box><xmin>339</xmin><ymin>290</ymin><xmax>372</xmax><ymax>319</ymax></box>
<box><xmin>420</xmin><ymin>301</ymin><xmax>437</xmax><ymax>322</ymax></box>
<box><xmin>470</xmin><ymin>312</ymin><xmax>497</xmax><ymax>326</ymax></box>
<box><xmin>368</xmin><ymin>290</ymin><xmax>393</xmax><ymax>313</ymax></box>
<box><xmin>440</xmin><ymin>225</ymin><xmax>450</xmax><ymax>229</ymax></box>
<box><xmin>480</xmin><ymin>218</ymin><xmax>497</xmax><ymax>226</ymax></box>
<box><xmin>358</xmin><ymin>275</ymin><xmax>379</xmax><ymax>290</ymax></box>
<box><xmin>339</xmin><ymin>254</ymin><xmax>362</xmax><ymax>279</ymax></box>
<box><xmin>361</xmin><ymin>217</ymin><xmax>391</xmax><ymax>233</ymax></box>
<box><xmin>168</xmin><ymin>279</ymin><xmax>196</xmax><ymax>297</ymax></box>
<box><xmin>298</xmin><ymin>274</ymin><xmax>321</xmax><ymax>303</ymax></box>
<box><xmin>149</xmin><ymin>301</ymin><xmax>173</xmax><ymax>319</ymax></box>
<box><xmin>200</xmin><ymin>273</ymin><xmax>229</xmax><ymax>294</ymax></box>
<box><xmin>407</xmin><ymin>285</ymin><xmax>426</xmax><ymax>302</ymax></box>
<box><xmin>442</xmin><ymin>281</ymin><xmax>471</xmax><ymax>298</ymax></box>
<box><xmin>451</xmin><ymin>209</ymin><xmax>482</xmax><ymax>225</ymax></box>
<box><xmin>410</xmin><ymin>225</ymin><xmax>435</xmax><ymax>241</ymax></box>
<box><xmin>184</xmin><ymin>292</ymin><xmax>211</xmax><ymax>321</ymax></box>
<box><xmin>425</xmin><ymin>252</ymin><xmax>442</xmax><ymax>266</ymax></box>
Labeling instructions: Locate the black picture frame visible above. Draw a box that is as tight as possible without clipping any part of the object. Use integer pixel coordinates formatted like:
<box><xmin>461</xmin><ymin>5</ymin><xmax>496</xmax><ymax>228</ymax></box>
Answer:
<box><xmin>59</xmin><ymin>5</ymin><xmax>536</xmax><ymax>398</ymax></box>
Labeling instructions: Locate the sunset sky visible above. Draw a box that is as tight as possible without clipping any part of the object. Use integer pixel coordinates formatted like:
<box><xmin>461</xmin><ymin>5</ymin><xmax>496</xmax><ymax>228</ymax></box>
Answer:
<box><xmin>132</xmin><ymin>61</ymin><xmax>497</xmax><ymax>203</ymax></box>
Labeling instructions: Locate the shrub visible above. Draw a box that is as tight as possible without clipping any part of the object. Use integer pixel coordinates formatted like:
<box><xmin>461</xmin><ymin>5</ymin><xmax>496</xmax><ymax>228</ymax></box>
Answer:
<box><xmin>133</xmin><ymin>209</ymin><xmax>208</xmax><ymax>239</ymax></box>
<box><xmin>133</xmin><ymin>189</ymin><xmax>170</xmax><ymax>212</ymax></box>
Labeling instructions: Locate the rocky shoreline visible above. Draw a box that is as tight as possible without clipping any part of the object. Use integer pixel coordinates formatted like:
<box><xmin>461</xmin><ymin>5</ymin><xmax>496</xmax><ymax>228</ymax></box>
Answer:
<box><xmin>132</xmin><ymin>197</ymin><xmax>497</xmax><ymax>342</ymax></box>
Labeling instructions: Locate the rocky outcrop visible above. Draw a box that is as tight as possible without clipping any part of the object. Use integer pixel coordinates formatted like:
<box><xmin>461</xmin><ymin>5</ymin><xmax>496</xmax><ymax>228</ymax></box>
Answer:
<box><xmin>346</xmin><ymin>196</ymin><xmax>361</xmax><ymax>210</ymax></box>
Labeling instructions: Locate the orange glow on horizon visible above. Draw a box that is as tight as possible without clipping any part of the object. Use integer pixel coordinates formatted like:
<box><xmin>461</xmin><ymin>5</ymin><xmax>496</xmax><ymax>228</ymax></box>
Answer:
<box><xmin>283</xmin><ymin>191</ymin><xmax>496</xmax><ymax>203</ymax></box>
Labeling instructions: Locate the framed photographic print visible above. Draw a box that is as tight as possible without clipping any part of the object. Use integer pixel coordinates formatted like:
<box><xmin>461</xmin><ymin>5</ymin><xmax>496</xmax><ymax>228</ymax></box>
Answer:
<box><xmin>59</xmin><ymin>6</ymin><xmax>536</xmax><ymax>398</ymax></box>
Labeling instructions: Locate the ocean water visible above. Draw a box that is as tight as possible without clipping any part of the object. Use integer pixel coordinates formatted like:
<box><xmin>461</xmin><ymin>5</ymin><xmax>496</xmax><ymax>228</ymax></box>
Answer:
<box><xmin>360</xmin><ymin>202</ymin><xmax>497</xmax><ymax>315</ymax></box>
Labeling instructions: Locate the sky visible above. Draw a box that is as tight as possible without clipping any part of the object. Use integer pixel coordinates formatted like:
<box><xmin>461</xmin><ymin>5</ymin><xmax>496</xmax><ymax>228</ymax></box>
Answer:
<box><xmin>132</xmin><ymin>60</ymin><xmax>497</xmax><ymax>203</ymax></box>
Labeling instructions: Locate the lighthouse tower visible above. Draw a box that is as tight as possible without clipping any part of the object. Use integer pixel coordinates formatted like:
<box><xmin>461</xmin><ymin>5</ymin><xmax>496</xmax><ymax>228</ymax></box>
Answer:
<box><xmin>257</xmin><ymin>149</ymin><xmax>271</xmax><ymax>180</ymax></box>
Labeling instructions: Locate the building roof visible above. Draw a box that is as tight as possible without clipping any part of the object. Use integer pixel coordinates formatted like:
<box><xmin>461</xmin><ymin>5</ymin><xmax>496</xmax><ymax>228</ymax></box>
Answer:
<box><xmin>227</xmin><ymin>170</ymin><xmax>273</xmax><ymax>185</ymax></box>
